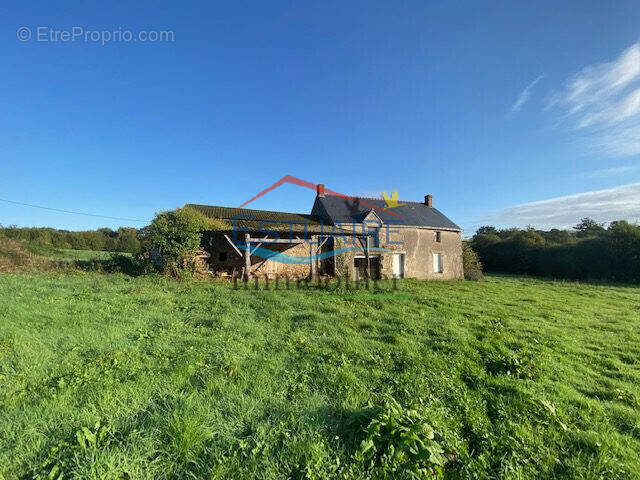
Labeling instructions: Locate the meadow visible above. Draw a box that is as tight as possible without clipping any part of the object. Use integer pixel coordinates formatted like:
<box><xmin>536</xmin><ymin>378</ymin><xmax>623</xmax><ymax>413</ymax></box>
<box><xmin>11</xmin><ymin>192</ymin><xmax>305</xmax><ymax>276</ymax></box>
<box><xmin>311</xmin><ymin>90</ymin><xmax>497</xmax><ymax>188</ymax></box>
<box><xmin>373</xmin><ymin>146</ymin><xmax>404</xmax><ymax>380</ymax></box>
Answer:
<box><xmin>0</xmin><ymin>272</ymin><xmax>639</xmax><ymax>479</ymax></box>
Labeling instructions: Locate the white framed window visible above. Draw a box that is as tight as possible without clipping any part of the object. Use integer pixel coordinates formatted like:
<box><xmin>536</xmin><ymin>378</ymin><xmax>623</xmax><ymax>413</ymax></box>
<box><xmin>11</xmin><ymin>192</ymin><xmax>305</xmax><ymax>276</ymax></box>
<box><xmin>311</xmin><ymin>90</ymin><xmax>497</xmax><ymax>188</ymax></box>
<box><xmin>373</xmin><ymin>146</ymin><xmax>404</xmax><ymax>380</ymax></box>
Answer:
<box><xmin>433</xmin><ymin>253</ymin><xmax>443</xmax><ymax>273</ymax></box>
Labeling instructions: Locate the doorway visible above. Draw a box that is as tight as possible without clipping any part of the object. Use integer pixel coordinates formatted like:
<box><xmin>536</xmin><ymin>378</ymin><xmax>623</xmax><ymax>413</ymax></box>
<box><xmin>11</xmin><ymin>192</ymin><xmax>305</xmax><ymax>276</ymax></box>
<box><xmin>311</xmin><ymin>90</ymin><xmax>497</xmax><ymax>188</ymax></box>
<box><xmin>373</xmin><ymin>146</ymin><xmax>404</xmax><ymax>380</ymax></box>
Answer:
<box><xmin>392</xmin><ymin>253</ymin><xmax>405</xmax><ymax>278</ymax></box>
<box><xmin>354</xmin><ymin>256</ymin><xmax>380</xmax><ymax>280</ymax></box>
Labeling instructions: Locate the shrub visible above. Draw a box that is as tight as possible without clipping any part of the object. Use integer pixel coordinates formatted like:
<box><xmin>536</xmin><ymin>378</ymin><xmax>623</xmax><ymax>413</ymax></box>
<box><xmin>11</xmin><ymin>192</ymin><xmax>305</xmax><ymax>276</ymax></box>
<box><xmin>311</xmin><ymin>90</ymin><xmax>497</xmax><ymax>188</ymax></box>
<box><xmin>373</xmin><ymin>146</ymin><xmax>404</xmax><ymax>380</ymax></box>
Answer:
<box><xmin>462</xmin><ymin>241</ymin><xmax>483</xmax><ymax>281</ymax></box>
<box><xmin>73</xmin><ymin>253</ymin><xmax>142</xmax><ymax>276</ymax></box>
<box><xmin>141</xmin><ymin>206</ymin><xmax>227</xmax><ymax>277</ymax></box>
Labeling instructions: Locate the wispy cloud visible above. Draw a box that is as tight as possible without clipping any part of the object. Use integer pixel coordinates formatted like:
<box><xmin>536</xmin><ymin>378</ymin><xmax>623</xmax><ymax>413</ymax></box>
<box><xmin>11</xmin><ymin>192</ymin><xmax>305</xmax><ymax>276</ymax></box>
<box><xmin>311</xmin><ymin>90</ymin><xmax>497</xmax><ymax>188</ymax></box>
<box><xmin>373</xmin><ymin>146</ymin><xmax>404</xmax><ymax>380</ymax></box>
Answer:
<box><xmin>547</xmin><ymin>42</ymin><xmax>640</xmax><ymax>156</ymax></box>
<box><xmin>579</xmin><ymin>164</ymin><xmax>640</xmax><ymax>178</ymax></box>
<box><xmin>508</xmin><ymin>75</ymin><xmax>544</xmax><ymax>116</ymax></box>
<box><xmin>489</xmin><ymin>182</ymin><xmax>640</xmax><ymax>230</ymax></box>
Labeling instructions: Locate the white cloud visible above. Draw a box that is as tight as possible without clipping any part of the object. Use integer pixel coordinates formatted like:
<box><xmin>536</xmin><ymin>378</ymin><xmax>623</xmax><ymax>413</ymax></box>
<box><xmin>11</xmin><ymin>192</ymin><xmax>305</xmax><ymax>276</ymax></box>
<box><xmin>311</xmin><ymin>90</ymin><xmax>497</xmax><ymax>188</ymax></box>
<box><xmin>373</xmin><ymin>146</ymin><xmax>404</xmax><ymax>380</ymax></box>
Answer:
<box><xmin>579</xmin><ymin>164</ymin><xmax>640</xmax><ymax>178</ymax></box>
<box><xmin>490</xmin><ymin>182</ymin><xmax>640</xmax><ymax>229</ymax></box>
<box><xmin>508</xmin><ymin>75</ymin><xmax>544</xmax><ymax>115</ymax></box>
<box><xmin>548</xmin><ymin>42</ymin><xmax>640</xmax><ymax>156</ymax></box>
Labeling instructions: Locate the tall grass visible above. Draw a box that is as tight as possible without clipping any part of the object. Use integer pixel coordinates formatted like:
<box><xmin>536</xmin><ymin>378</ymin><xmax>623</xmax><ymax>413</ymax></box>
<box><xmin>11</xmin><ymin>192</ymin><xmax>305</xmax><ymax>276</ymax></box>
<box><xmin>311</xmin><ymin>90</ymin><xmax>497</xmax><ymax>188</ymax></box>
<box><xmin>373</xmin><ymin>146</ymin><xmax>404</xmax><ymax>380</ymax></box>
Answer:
<box><xmin>0</xmin><ymin>273</ymin><xmax>639</xmax><ymax>478</ymax></box>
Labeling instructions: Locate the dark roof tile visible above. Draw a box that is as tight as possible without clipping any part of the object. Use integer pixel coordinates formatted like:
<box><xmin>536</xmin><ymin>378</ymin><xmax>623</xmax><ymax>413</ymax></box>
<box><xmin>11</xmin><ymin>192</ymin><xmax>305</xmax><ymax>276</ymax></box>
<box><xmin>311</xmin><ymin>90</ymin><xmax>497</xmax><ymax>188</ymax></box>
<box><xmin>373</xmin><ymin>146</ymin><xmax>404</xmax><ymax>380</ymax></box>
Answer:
<box><xmin>313</xmin><ymin>196</ymin><xmax>461</xmax><ymax>230</ymax></box>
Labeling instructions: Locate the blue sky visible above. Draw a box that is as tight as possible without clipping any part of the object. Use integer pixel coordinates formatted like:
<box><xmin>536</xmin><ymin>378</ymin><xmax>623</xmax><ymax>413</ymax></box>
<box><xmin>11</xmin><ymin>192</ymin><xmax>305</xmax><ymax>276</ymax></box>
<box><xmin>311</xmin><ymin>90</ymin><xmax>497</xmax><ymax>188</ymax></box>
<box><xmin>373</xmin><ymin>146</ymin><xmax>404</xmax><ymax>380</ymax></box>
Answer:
<box><xmin>1</xmin><ymin>1</ymin><xmax>640</xmax><ymax>234</ymax></box>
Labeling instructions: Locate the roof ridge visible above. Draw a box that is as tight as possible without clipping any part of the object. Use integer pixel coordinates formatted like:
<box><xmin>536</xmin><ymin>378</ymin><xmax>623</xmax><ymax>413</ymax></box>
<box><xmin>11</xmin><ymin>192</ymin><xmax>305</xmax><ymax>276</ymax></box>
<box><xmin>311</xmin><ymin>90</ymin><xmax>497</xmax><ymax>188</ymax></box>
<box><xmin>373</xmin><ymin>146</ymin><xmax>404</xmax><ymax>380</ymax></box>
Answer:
<box><xmin>186</xmin><ymin>203</ymin><xmax>312</xmax><ymax>217</ymax></box>
<box><xmin>322</xmin><ymin>194</ymin><xmax>425</xmax><ymax>205</ymax></box>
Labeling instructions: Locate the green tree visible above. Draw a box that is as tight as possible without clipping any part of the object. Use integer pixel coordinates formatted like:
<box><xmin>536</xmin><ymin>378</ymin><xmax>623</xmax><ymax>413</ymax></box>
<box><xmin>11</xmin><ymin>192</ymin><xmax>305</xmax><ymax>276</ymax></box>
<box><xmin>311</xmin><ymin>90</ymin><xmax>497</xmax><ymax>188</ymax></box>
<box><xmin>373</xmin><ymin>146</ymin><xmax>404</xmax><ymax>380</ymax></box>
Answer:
<box><xmin>543</xmin><ymin>228</ymin><xmax>573</xmax><ymax>244</ymax></box>
<box><xmin>116</xmin><ymin>228</ymin><xmax>141</xmax><ymax>253</ymax></box>
<box><xmin>475</xmin><ymin>226</ymin><xmax>498</xmax><ymax>236</ymax></box>
<box><xmin>574</xmin><ymin>217</ymin><xmax>605</xmax><ymax>237</ymax></box>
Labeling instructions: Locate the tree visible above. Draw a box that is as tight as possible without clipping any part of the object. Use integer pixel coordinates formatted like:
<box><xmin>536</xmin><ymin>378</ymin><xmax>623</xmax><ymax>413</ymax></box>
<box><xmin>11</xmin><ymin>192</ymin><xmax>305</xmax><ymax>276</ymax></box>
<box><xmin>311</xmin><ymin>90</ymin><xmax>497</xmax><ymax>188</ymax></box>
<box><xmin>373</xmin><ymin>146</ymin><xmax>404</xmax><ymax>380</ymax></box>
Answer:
<box><xmin>574</xmin><ymin>217</ymin><xmax>605</xmax><ymax>238</ymax></box>
<box><xmin>543</xmin><ymin>228</ymin><xmax>573</xmax><ymax>245</ymax></box>
<box><xmin>476</xmin><ymin>226</ymin><xmax>498</xmax><ymax>236</ymax></box>
<box><xmin>512</xmin><ymin>227</ymin><xmax>546</xmax><ymax>247</ymax></box>
<box><xmin>116</xmin><ymin>228</ymin><xmax>141</xmax><ymax>253</ymax></box>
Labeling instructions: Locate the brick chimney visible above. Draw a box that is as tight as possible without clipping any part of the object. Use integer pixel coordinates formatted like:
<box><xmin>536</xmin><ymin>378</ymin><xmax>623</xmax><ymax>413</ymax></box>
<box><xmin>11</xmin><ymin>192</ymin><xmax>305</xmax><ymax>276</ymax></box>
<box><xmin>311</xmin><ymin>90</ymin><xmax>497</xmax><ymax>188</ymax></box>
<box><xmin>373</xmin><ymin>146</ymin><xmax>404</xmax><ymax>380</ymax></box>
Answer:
<box><xmin>317</xmin><ymin>184</ymin><xmax>325</xmax><ymax>197</ymax></box>
<box><xmin>424</xmin><ymin>194</ymin><xmax>433</xmax><ymax>207</ymax></box>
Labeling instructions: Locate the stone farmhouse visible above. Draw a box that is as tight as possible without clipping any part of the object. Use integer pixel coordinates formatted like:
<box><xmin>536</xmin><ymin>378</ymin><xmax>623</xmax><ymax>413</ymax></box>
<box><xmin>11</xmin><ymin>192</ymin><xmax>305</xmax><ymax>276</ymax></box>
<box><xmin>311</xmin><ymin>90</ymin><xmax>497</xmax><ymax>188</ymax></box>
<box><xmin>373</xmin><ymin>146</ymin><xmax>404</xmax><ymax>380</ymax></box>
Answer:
<box><xmin>188</xmin><ymin>184</ymin><xmax>463</xmax><ymax>280</ymax></box>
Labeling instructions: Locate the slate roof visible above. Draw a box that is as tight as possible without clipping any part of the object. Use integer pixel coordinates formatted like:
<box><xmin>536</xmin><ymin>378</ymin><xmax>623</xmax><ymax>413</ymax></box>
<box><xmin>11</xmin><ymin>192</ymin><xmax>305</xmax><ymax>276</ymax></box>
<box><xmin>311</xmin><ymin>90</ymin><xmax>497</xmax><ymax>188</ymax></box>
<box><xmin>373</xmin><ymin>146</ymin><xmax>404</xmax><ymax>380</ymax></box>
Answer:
<box><xmin>312</xmin><ymin>195</ymin><xmax>461</xmax><ymax>230</ymax></box>
<box><xmin>186</xmin><ymin>204</ymin><xmax>327</xmax><ymax>233</ymax></box>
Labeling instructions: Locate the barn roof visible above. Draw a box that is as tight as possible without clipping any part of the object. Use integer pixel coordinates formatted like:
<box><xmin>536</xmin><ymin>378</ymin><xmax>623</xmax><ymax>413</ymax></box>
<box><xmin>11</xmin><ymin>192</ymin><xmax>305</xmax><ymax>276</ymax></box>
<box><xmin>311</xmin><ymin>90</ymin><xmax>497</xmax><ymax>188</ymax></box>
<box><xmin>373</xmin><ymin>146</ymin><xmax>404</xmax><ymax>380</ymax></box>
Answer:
<box><xmin>186</xmin><ymin>204</ymin><xmax>327</xmax><ymax>233</ymax></box>
<box><xmin>312</xmin><ymin>195</ymin><xmax>461</xmax><ymax>230</ymax></box>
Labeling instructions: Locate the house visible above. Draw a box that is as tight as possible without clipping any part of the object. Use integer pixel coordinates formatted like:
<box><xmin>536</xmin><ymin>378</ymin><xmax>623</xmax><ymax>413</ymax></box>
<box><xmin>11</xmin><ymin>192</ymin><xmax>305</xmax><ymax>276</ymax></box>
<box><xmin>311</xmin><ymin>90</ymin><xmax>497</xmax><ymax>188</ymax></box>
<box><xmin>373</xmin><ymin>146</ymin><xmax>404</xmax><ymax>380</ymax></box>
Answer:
<box><xmin>187</xmin><ymin>184</ymin><xmax>463</xmax><ymax>280</ymax></box>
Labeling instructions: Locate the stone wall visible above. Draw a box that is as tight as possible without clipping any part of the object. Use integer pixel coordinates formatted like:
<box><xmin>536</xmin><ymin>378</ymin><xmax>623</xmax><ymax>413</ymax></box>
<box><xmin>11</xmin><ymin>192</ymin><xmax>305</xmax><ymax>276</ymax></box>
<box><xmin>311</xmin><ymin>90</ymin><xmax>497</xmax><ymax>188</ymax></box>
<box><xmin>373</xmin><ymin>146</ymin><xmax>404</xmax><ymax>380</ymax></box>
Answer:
<box><xmin>201</xmin><ymin>232</ymin><xmax>331</xmax><ymax>278</ymax></box>
<box><xmin>332</xmin><ymin>226</ymin><xmax>463</xmax><ymax>280</ymax></box>
<box><xmin>381</xmin><ymin>227</ymin><xmax>463</xmax><ymax>280</ymax></box>
<box><xmin>201</xmin><ymin>227</ymin><xmax>462</xmax><ymax>280</ymax></box>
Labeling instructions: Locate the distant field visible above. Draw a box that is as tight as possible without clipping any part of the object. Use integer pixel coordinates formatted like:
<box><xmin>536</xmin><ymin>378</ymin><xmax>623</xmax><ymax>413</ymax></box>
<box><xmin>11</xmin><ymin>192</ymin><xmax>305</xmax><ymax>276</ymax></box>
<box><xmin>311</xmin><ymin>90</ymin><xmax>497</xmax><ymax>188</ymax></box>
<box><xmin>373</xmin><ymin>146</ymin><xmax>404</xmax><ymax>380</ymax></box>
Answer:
<box><xmin>0</xmin><ymin>274</ymin><xmax>639</xmax><ymax>479</ymax></box>
<box><xmin>0</xmin><ymin>237</ymin><xmax>134</xmax><ymax>276</ymax></box>
<box><xmin>27</xmin><ymin>244</ymin><xmax>126</xmax><ymax>262</ymax></box>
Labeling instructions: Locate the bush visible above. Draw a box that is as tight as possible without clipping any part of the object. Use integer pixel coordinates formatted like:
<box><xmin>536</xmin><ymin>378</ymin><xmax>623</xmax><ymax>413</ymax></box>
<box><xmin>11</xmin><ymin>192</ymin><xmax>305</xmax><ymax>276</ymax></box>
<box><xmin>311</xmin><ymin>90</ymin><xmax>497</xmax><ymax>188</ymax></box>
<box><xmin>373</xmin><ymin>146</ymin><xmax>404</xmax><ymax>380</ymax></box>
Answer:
<box><xmin>73</xmin><ymin>253</ymin><xmax>142</xmax><ymax>276</ymax></box>
<box><xmin>141</xmin><ymin>206</ymin><xmax>227</xmax><ymax>277</ymax></box>
<box><xmin>462</xmin><ymin>241</ymin><xmax>483</xmax><ymax>281</ymax></box>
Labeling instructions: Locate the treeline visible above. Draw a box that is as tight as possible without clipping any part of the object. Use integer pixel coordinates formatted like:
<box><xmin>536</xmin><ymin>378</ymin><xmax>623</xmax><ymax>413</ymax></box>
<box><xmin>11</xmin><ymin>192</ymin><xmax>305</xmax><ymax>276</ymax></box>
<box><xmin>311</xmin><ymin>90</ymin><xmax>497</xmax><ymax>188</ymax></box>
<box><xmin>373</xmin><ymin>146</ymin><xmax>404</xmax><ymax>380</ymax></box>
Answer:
<box><xmin>0</xmin><ymin>225</ymin><xmax>141</xmax><ymax>254</ymax></box>
<box><xmin>470</xmin><ymin>218</ymin><xmax>640</xmax><ymax>283</ymax></box>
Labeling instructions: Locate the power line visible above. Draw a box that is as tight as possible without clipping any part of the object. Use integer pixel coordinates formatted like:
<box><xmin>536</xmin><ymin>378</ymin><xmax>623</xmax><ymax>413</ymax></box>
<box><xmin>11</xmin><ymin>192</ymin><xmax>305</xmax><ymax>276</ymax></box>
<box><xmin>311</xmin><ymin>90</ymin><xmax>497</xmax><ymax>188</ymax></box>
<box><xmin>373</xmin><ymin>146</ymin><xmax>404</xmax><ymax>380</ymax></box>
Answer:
<box><xmin>0</xmin><ymin>198</ymin><xmax>149</xmax><ymax>223</ymax></box>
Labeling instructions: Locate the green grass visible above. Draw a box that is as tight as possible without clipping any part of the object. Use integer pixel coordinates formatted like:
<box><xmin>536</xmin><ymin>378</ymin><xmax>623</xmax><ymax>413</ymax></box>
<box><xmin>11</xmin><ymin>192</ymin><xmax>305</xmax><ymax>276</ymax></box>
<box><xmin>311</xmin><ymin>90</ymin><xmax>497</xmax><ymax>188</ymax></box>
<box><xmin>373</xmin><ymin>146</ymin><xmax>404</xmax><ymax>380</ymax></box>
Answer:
<box><xmin>0</xmin><ymin>237</ymin><xmax>122</xmax><ymax>274</ymax></box>
<box><xmin>25</xmin><ymin>243</ymin><xmax>124</xmax><ymax>262</ymax></box>
<box><xmin>0</xmin><ymin>274</ymin><xmax>639</xmax><ymax>479</ymax></box>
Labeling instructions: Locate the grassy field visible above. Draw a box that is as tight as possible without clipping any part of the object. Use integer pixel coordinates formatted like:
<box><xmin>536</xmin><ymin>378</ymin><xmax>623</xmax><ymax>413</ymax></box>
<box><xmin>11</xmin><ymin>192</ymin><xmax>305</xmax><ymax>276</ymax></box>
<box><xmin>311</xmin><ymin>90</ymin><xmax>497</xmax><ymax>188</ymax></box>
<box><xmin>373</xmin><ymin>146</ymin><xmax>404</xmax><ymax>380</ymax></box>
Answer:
<box><xmin>0</xmin><ymin>238</ymin><xmax>135</xmax><ymax>278</ymax></box>
<box><xmin>0</xmin><ymin>238</ymin><xmax>126</xmax><ymax>272</ymax></box>
<box><xmin>34</xmin><ymin>247</ymin><xmax>119</xmax><ymax>262</ymax></box>
<box><xmin>0</xmin><ymin>273</ymin><xmax>639</xmax><ymax>479</ymax></box>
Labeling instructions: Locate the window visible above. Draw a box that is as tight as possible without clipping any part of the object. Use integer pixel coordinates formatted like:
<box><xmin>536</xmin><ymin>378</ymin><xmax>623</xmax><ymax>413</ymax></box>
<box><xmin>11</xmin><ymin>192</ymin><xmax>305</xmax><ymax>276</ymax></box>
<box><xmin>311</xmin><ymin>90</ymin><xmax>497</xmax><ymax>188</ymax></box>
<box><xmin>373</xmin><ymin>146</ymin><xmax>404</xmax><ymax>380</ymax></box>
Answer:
<box><xmin>218</xmin><ymin>251</ymin><xmax>228</xmax><ymax>262</ymax></box>
<box><xmin>433</xmin><ymin>253</ymin><xmax>443</xmax><ymax>273</ymax></box>
<box><xmin>435</xmin><ymin>231</ymin><xmax>442</xmax><ymax>243</ymax></box>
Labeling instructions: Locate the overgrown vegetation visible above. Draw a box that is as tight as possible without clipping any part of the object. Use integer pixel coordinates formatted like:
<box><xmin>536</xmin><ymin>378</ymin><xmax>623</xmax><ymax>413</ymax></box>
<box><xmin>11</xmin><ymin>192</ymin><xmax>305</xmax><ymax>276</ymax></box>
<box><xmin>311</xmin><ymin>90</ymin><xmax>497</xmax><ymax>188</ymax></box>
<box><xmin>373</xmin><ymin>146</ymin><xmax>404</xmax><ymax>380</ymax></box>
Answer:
<box><xmin>353</xmin><ymin>396</ymin><xmax>449</xmax><ymax>479</ymax></box>
<box><xmin>0</xmin><ymin>237</ymin><xmax>53</xmax><ymax>273</ymax></box>
<box><xmin>462</xmin><ymin>242</ymin><xmax>483</xmax><ymax>281</ymax></box>
<box><xmin>0</xmin><ymin>236</ymin><xmax>137</xmax><ymax>275</ymax></box>
<box><xmin>139</xmin><ymin>206</ymin><xmax>227</xmax><ymax>277</ymax></box>
<box><xmin>471</xmin><ymin>218</ymin><xmax>640</xmax><ymax>282</ymax></box>
<box><xmin>1</xmin><ymin>273</ymin><xmax>639</xmax><ymax>478</ymax></box>
<box><xmin>0</xmin><ymin>224</ymin><xmax>141</xmax><ymax>254</ymax></box>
